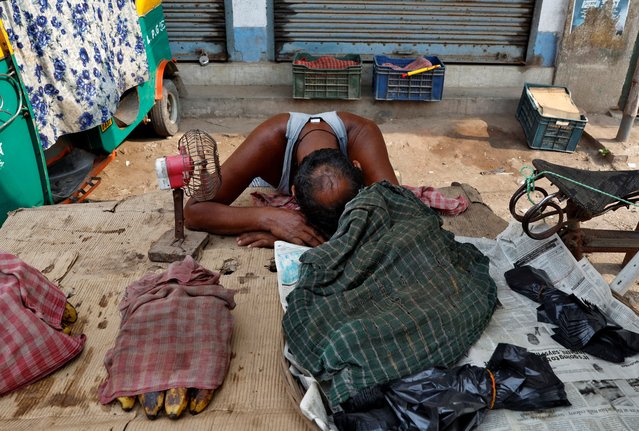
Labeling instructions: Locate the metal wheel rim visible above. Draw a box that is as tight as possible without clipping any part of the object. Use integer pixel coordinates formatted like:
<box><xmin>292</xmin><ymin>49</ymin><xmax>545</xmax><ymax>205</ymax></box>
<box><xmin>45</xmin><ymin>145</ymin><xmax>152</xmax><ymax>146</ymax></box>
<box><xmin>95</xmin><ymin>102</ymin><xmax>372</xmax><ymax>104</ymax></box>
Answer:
<box><xmin>167</xmin><ymin>91</ymin><xmax>178</xmax><ymax>123</ymax></box>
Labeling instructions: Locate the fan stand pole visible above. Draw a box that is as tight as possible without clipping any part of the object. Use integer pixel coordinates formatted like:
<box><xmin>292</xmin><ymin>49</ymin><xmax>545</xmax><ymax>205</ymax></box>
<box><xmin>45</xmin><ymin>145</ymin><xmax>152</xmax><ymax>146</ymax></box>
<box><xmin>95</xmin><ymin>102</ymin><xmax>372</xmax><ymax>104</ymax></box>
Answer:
<box><xmin>173</xmin><ymin>188</ymin><xmax>185</xmax><ymax>241</ymax></box>
<box><xmin>147</xmin><ymin>188</ymin><xmax>210</xmax><ymax>263</ymax></box>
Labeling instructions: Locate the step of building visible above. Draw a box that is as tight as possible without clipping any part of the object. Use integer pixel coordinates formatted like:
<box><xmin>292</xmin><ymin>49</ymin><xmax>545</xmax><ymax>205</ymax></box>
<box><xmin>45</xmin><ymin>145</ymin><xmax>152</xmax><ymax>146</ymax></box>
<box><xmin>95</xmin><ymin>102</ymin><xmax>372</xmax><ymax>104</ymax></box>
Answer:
<box><xmin>180</xmin><ymin>84</ymin><xmax>525</xmax><ymax>120</ymax></box>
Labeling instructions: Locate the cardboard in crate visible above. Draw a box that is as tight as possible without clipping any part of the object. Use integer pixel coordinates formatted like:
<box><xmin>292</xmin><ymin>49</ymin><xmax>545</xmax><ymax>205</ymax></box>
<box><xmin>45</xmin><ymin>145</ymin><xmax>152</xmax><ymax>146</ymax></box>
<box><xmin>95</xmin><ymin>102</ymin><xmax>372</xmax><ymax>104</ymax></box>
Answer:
<box><xmin>292</xmin><ymin>53</ymin><xmax>361</xmax><ymax>100</ymax></box>
<box><xmin>516</xmin><ymin>83</ymin><xmax>588</xmax><ymax>153</ymax></box>
<box><xmin>373</xmin><ymin>55</ymin><xmax>445</xmax><ymax>101</ymax></box>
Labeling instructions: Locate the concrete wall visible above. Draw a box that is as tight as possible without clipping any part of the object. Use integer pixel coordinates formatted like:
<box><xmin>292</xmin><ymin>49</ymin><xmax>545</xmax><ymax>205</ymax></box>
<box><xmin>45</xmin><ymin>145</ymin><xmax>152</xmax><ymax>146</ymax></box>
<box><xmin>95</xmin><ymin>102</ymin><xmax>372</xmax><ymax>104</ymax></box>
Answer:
<box><xmin>554</xmin><ymin>1</ymin><xmax>639</xmax><ymax>113</ymax></box>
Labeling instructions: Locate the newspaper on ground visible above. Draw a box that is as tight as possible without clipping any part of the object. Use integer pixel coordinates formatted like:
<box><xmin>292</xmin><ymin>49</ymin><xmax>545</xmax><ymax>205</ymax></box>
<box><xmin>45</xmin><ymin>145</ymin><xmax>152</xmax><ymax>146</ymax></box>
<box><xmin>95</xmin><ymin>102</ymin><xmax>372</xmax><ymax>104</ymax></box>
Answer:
<box><xmin>274</xmin><ymin>221</ymin><xmax>639</xmax><ymax>431</ymax></box>
<box><xmin>274</xmin><ymin>241</ymin><xmax>311</xmax><ymax>311</ymax></box>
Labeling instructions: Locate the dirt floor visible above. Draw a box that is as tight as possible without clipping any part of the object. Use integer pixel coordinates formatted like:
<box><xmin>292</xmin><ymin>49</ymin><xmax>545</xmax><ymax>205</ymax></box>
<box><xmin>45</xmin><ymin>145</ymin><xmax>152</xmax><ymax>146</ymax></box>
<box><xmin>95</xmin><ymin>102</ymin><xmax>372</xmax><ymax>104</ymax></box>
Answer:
<box><xmin>89</xmin><ymin>113</ymin><xmax>639</xmax><ymax>310</ymax></box>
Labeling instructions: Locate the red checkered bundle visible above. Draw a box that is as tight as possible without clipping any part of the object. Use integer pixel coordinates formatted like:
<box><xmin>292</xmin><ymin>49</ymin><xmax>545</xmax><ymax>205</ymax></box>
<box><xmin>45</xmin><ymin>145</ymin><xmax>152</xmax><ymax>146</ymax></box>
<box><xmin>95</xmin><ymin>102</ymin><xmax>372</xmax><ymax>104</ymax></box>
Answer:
<box><xmin>402</xmin><ymin>185</ymin><xmax>469</xmax><ymax>216</ymax></box>
<box><xmin>0</xmin><ymin>252</ymin><xmax>86</xmax><ymax>396</ymax></box>
<box><xmin>98</xmin><ymin>256</ymin><xmax>236</xmax><ymax>404</ymax></box>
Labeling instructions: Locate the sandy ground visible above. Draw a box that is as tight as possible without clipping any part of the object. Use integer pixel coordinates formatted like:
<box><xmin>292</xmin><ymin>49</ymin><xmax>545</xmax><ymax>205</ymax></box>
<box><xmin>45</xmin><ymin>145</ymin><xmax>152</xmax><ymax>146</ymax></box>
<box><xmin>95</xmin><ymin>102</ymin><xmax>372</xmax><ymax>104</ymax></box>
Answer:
<box><xmin>89</xmin><ymin>113</ymin><xmax>639</xmax><ymax>310</ymax></box>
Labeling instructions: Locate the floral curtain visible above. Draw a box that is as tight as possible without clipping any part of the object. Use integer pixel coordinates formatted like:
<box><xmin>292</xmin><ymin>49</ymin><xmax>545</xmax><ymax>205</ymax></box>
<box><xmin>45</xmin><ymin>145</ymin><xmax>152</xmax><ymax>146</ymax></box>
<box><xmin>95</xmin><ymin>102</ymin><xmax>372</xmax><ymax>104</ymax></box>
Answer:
<box><xmin>1</xmin><ymin>0</ymin><xmax>149</xmax><ymax>149</ymax></box>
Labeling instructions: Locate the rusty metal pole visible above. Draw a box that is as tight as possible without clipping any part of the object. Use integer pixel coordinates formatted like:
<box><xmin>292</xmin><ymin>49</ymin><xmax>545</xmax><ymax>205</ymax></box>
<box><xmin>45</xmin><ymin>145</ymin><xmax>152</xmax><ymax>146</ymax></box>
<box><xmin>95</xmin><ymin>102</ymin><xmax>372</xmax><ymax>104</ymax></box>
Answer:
<box><xmin>173</xmin><ymin>188</ymin><xmax>185</xmax><ymax>241</ymax></box>
<box><xmin>616</xmin><ymin>56</ymin><xmax>639</xmax><ymax>142</ymax></box>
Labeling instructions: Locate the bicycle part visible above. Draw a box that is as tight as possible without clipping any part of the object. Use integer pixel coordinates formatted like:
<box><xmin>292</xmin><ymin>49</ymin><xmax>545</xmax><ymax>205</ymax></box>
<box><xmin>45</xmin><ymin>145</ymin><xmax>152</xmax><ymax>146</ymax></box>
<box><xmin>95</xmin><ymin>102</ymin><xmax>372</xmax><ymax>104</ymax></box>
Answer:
<box><xmin>509</xmin><ymin>184</ymin><xmax>549</xmax><ymax>222</ymax></box>
<box><xmin>532</xmin><ymin>159</ymin><xmax>639</xmax><ymax>218</ymax></box>
<box><xmin>521</xmin><ymin>196</ymin><xmax>565</xmax><ymax>240</ymax></box>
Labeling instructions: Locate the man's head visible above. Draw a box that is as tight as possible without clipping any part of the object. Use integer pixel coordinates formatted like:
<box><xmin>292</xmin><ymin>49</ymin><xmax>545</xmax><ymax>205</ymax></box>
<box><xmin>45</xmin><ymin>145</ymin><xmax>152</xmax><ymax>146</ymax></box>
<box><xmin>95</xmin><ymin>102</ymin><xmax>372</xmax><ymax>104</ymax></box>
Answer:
<box><xmin>293</xmin><ymin>148</ymin><xmax>364</xmax><ymax>239</ymax></box>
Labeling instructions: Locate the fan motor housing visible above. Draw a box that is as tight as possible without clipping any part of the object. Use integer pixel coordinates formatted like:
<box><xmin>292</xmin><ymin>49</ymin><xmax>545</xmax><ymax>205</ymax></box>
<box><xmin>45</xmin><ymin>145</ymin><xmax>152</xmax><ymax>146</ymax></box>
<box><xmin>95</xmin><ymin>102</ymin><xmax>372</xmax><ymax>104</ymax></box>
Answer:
<box><xmin>155</xmin><ymin>155</ymin><xmax>190</xmax><ymax>190</ymax></box>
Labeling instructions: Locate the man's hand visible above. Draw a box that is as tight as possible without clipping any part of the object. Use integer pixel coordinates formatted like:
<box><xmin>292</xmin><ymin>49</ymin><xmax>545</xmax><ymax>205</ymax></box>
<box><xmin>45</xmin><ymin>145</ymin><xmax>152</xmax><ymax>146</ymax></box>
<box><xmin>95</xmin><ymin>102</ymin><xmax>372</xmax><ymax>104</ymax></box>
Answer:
<box><xmin>261</xmin><ymin>208</ymin><xmax>325</xmax><ymax>247</ymax></box>
<box><xmin>237</xmin><ymin>231</ymin><xmax>278</xmax><ymax>248</ymax></box>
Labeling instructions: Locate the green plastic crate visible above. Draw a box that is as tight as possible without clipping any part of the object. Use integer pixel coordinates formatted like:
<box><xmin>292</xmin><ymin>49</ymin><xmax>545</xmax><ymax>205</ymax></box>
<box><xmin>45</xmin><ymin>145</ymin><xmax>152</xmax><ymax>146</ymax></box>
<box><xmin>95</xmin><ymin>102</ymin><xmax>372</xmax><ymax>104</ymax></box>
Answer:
<box><xmin>292</xmin><ymin>53</ymin><xmax>361</xmax><ymax>100</ymax></box>
<box><xmin>516</xmin><ymin>83</ymin><xmax>588</xmax><ymax>153</ymax></box>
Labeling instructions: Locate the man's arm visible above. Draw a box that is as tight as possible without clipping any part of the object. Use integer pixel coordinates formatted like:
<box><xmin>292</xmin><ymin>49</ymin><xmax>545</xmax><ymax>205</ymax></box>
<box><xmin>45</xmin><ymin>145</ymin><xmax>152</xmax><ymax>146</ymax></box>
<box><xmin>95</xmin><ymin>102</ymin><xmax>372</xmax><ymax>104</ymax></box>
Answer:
<box><xmin>183</xmin><ymin>114</ymin><xmax>323</xmax><ymax>247</ymax></box>
<box><xmin>184</xmin><ymin>200</ymin><xmax>323</xmax><ymax>246</ymax></box>
<box><xmin>338</xmin><ymin>112</ymin><xmax>399</xmax><ymax>185</ymax></box>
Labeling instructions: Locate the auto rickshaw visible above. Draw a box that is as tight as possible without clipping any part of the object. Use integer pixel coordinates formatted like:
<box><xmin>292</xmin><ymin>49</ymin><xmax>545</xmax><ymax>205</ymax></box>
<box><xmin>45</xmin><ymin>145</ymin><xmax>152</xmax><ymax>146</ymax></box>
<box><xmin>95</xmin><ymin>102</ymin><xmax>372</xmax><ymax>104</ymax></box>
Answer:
<box><xmin>0</xmin><ymin>0</ymin><xmax>180</xmax><ymax>224</ymax></box>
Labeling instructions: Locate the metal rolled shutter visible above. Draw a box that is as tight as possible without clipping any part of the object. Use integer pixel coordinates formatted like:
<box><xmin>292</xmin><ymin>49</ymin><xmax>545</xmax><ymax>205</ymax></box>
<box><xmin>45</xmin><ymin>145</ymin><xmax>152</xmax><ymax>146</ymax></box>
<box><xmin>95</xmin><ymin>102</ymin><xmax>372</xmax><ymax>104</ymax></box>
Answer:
<box><xmin>274</xmin><ymin>0</ymin><xmax>535</xmax><ymax>64</ymax></box>
<box><xmin>163</xmin><ymin>0</ymin><xmax>227</xmax><ymax>61</ymax></box>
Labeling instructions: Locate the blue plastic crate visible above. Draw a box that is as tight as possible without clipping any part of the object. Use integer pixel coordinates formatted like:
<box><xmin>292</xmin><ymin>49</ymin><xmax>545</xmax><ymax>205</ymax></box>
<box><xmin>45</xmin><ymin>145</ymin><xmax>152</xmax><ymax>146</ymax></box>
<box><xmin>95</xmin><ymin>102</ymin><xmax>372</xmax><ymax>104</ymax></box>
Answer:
<box><xmin>373</xmin><ymin>55</ymin><xmax>445</xmax><ymax>101</ymax></box>
<box><xmin>516</xmin><ymin>83</ymin><xmax>588</xmax><ymax>153</ymax></box>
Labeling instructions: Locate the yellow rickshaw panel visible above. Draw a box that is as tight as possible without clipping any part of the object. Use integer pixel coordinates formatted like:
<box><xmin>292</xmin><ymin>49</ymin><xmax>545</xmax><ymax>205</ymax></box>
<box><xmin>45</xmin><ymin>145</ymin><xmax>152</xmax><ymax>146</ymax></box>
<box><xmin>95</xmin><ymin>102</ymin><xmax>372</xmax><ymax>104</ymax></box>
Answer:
<box><xmin>0</xmin><ymin>19</ymin><xmax>14</xmax><ymax>60</ymax></box>
<box><xmin>137</xmin><ymin>0</ymin><xmax>163</xmax><ymax>17</ymax></box>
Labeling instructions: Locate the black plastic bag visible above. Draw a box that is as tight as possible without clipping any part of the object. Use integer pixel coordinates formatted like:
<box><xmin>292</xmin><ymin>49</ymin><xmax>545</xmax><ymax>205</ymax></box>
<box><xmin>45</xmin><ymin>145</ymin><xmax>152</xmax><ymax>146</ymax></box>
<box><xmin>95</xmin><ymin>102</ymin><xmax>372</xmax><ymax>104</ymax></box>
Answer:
<box><xmin>487</xmin><ymin>343</ymin><xmax>569</xmax><ymax>411</ymax></box>
<box><xmin>505</xmin><ymin>266</ymin><xmax>639</xmax><ymax>363</ymax></box>
<box><xmin>336</xmin><ymin>387</ymin><xmax>400</xmax><ymax>431</ymax></box>
<box><xmin>334</xmin><ymin>343</ymin><xmax>569</xmax><ymax>431</ymax></box>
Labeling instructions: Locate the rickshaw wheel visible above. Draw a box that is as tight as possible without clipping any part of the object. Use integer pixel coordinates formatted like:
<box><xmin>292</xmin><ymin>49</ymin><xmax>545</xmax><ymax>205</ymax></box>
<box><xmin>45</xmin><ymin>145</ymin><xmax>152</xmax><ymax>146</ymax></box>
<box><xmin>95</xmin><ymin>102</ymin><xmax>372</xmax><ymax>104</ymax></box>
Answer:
<box><xmin>150</xmin><ymin>79</ymin><xmax>180</xmax><ymax>137</ymax></box>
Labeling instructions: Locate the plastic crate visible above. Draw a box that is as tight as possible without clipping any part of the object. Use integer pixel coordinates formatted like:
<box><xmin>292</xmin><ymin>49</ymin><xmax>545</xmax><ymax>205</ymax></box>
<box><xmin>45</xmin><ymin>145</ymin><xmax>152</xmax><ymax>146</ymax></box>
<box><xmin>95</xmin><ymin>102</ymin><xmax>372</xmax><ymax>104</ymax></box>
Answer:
<box><xmin>292</xmin><ymin>53</ymin><xmax>362</xmax><ymax>100</ymax></box>
<box><xmin>372</xmin><ymin>55</ymin><xmax>445</xmax><ymax>101</ymax></box>
<box><xmin>516</xmin><ymin>83</ymin><xmax>588</xmax><ymax>153</ymax></box>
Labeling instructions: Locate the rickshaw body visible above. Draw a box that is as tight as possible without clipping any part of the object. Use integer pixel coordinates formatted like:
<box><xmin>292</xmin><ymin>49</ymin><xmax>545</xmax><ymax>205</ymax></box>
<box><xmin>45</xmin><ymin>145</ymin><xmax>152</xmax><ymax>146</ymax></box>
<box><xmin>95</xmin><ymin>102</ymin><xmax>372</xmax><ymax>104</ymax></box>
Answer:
<box><xmin>0</xmin><ymin>0</ymin><xmax>179</xmax><ymax>224</ymax></box>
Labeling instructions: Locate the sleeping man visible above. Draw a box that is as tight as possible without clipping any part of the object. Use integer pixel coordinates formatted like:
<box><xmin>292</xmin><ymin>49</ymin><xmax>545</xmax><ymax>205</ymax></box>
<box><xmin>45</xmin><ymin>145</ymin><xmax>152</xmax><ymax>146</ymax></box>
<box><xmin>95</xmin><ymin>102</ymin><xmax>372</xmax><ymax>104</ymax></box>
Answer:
<box><xmin>184</xmin><ymin>111</ymin><xmax>399</xmax><ymax>248</ymax></box>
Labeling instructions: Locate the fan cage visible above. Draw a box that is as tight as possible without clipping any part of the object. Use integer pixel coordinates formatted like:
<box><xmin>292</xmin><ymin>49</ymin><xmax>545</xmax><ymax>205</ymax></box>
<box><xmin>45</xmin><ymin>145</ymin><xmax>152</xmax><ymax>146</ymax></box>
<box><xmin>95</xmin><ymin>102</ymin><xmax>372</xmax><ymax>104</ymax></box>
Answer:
<box><xmin>177</xmin><ymin>129</ymin><xmax>222</xmax><ymax>202</ymax></box>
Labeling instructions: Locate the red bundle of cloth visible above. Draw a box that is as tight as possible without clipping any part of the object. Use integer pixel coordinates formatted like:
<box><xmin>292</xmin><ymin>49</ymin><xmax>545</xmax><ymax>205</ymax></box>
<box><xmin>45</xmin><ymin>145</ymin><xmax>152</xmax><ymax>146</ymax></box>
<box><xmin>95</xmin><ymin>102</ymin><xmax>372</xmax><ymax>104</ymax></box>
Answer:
<box><xmin>0</xmin><ymin>252</ymin><xmax>85</xmax><ymax>396</ymax></box>
<box><xmin>293</xmin><ymin>55</ymin><xmax>360</xmax><ymax>69</ymax></box>
<box><xmin>98</xmin><ymin>256</ymin><xmax>236</xmax><ymax>404</ymax></box>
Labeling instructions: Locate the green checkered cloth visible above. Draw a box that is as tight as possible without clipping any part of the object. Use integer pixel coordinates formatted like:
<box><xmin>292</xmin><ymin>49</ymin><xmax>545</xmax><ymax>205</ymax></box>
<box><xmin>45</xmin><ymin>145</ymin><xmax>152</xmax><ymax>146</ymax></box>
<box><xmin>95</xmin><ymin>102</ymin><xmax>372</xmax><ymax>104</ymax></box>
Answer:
<box><xmin>282</xmin><ymin>182</ymin><xmax>497</xmax><ymax>407</ymax></box>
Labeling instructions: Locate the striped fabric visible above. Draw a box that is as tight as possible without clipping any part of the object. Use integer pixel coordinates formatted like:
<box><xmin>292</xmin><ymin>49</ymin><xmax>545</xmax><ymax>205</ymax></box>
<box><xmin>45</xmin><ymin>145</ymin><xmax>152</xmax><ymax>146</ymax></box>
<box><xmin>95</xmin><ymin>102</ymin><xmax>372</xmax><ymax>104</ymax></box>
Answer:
<box><xmin>282</xmin><ymin>182</ymin><xmax>497</xmax><ymax>407</ymax></box>
<box><xmin>249</xmin><ymin>177</ymin><xmax>272</xmax><ymax>188</ymax></box>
